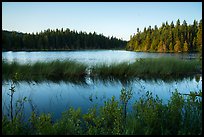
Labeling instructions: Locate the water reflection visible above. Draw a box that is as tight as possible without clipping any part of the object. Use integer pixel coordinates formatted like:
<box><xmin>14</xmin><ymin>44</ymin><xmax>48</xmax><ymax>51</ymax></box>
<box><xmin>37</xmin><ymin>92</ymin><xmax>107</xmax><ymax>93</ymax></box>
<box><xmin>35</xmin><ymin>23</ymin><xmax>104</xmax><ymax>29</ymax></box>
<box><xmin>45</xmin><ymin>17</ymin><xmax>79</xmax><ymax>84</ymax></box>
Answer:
<box><xmin>2</xmin><ymin>50</ymin><xmax>200</xmax><ymax>65</ymax></box>
<box><xmin>2</xmin><ymin>76</ymin><xmax>202</xmax><ymax>122</ymax></box>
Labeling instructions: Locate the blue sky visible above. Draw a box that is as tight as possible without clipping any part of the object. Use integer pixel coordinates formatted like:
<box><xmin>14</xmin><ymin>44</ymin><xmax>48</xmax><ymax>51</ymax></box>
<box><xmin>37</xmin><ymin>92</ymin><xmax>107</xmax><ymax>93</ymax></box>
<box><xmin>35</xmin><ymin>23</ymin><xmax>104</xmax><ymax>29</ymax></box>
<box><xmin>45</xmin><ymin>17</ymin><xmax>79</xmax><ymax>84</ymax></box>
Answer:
<box><xmin>2</xmin><ymin>2</ymin><xmax>202</xmax><ymax>41</ymax></box>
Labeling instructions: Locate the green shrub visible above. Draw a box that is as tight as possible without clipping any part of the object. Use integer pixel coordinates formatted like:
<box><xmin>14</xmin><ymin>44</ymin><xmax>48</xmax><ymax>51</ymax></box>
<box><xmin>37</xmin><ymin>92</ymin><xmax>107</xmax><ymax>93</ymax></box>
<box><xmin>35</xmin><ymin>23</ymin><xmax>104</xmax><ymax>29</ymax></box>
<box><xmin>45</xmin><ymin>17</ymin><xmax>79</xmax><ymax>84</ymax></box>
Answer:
<box><xmin>83</xmin><ymin>97</ymin><xmax>124</xmax><ymax>135</ymax></box>
<box><xmin>126</xmin><ymin>91</ymin><xmax>165</xmax><ymax>135</ymax></box>
<box><xmin>29</xmin><ymin>112</ymin><xmax>54</xmax><ymax>135</ymax></box>
<box><xmin>53</xmin><ymin>107</ymin><xmax>83</xmax><ymax>135</ymax></box>
<box><xmin>2</xmin><ymin>88</ymin><xmax>202</xmax><ymax>135</ymax></box>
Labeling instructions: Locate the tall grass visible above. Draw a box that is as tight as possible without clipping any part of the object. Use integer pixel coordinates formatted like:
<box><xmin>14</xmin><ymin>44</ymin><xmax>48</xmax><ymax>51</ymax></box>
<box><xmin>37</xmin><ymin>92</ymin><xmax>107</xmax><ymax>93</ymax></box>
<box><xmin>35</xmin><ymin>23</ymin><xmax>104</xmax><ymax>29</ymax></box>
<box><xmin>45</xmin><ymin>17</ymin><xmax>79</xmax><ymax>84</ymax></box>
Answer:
<box><xmin>2</xmin><ymin>57</ymin><xmax>201</xmax><ymax>82</ymax></box>
<box><xmin>131</xmin><ymin>57</ymin><xmax>200</xmax><ymax>77</ymax></box>
<box><xmin>90</xmin><ymin>57</ymin><xmax>201</xmax><ymax>81</ymax></box>
<box><xmin>2</xmin><ymin>60</ymin><xmax>87</xmax><ymax>83</ymax></box>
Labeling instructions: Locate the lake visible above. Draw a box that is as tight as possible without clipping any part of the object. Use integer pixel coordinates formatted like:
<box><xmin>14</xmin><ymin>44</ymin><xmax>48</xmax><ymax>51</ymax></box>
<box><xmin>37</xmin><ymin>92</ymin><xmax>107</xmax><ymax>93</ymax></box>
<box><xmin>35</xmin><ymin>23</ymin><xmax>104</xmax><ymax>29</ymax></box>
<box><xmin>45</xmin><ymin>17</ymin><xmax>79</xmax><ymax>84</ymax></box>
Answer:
<box><xmin>2</xmin><ymin>50</ymin><xmax>202</xmax><ymax>121</ymax></box>
<box><xmin>2</xmin><ymin>50</ymin><xmax>199</xmax><ymax>65</ymax></box>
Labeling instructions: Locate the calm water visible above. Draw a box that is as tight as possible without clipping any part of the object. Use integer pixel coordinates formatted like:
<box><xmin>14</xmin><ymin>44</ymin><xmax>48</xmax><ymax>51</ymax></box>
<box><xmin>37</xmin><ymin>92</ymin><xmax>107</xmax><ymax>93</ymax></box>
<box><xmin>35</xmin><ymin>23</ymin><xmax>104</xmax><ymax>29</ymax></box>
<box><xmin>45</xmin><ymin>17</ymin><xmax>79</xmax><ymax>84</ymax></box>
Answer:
<box><xmin>2</xmin><ymin>50</ymin><xmax>199</xmax><ymax>65</ymax></box>
<box><xmin>2</xmin><ymin>76</ymin><xmax>202</xmax><ymax>121</ymax></box>
<box><xmin>2</xmin><ymin>50</ymin><xmax>202</xmax><ymax>121</ymax></box>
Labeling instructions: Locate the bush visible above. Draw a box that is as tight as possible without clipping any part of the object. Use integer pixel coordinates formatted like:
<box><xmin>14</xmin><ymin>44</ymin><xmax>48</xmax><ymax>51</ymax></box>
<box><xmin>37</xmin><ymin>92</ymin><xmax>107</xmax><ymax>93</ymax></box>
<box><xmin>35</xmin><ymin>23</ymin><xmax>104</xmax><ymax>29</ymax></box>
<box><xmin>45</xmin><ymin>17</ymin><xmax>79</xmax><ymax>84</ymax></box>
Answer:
<box><xmin>2</xmin><ymin>88</ymin><xmax>202</xmax><ymax>135</ymax></box>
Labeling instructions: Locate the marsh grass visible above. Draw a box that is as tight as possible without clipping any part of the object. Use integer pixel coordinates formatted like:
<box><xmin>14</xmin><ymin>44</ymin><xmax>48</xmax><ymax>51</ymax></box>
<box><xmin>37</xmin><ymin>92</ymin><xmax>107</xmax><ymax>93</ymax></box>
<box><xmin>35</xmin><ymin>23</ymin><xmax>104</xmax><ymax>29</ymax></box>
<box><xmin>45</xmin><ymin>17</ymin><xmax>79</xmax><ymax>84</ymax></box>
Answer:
<box><xmin>2</xmin><ymin>57</ymin><xmax>201</xmax><ymax>82</ymax></box>
<box><xmin>90</xmin><ymin>62</ymin><xmax>133</xmax><ymax>83</ymax></box>
<box><xmin>90</xmin><ymin>57</ymin><xmax>201</xmax><ymax>81</ymax></box>
<box><xmin>2</xmin><ymin>60</ymin><xmax>87</xmax><ymax>82</ymax></box>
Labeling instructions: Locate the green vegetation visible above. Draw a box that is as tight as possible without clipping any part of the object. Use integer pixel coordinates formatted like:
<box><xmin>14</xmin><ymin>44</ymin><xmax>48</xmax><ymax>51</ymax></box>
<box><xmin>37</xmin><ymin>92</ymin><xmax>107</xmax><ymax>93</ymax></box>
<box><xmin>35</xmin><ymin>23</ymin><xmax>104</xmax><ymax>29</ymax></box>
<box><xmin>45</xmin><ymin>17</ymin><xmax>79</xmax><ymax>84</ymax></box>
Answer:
<box><xmin>2</xmin><ymin>60</ymin><xmax>87</xmax><ymax>83</ymax></box>
<box><xmin>2</xmin><ymin>87</ymin><xmax>202</xmax><ymax>135</ymax></box>
<box><xmin>125</xmin><ymin>90</ymin><xmax>202</xmax><ymax>135</ymax></box>
<box><xmin>2</xmin><ymin>28</ymin><xmax>127</xmax><ymax>51</ymax></box>
<box><xmin>127</xmin><ymin>19</ymin><xmax>202</xmax><ymax>53</ymax></box>
<box><xmin>2</xmin><ymin>57</ymin><xmax>201</xmax><ymax>83</ymax></box>
<box><xmin>2</xmin><ymin>19</ymin><xmax>202</xmax><ymax>53</ymax></box>
<box><xmin>2</xmin><ymin>17</ymin><xmax>202</xmax><ymax>135</ymax></box>
<box><xmin>90</xmin><ymin>57</ymin><xmax>201</xmax><ymax>81</ymax></box>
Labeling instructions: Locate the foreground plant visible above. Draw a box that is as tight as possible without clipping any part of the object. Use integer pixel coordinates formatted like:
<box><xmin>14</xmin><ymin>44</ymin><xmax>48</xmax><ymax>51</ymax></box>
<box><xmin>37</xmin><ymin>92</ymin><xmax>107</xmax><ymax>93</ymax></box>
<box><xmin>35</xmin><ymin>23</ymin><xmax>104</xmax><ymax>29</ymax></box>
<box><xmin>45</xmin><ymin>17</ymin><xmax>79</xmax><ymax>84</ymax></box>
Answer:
<box><xmin>2</xmin><ymin>88</ymin><xmax>202</xmax><ymax>135</ymax></box>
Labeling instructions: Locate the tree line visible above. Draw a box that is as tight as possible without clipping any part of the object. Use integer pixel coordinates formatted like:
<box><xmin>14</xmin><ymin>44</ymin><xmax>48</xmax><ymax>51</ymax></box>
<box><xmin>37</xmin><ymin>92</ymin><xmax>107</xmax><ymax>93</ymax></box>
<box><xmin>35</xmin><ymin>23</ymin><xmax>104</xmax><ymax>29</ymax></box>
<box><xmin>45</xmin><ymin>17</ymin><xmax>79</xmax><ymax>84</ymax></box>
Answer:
<box><xmin>126</xmin><ymin>19</ymin><xmax>202</xmax><ymax>53</ymax></box>
<box><xmin>2</xmin><ymin>28</ymin><xmax>127</xmax><ymax>51</ymax></box>
<box><xmin>2</xmin><ymin>19</ymin><xmax>202</xmax><ymax>52</ymax></box>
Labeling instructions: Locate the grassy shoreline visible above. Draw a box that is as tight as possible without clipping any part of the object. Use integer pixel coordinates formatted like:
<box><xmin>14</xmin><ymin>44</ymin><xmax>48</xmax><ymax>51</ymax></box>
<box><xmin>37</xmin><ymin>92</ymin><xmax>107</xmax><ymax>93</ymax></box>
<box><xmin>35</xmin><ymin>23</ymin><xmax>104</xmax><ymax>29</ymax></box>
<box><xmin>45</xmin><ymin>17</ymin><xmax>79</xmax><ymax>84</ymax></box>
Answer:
<box><xmin>2</xmin><ymin>57</ymin><xmax>202</xmax><ymax>82</ymax></box>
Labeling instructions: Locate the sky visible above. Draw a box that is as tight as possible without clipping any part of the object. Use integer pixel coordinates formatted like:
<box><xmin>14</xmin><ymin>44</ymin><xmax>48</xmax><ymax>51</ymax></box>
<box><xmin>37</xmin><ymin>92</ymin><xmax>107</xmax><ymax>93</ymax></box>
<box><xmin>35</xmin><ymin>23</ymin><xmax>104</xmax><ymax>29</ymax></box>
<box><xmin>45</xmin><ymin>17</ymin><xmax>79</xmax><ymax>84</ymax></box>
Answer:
<box><xmin>2</xmin><ymin>2</ymin><xmax>202</xmax><ymax>41</ymax></box>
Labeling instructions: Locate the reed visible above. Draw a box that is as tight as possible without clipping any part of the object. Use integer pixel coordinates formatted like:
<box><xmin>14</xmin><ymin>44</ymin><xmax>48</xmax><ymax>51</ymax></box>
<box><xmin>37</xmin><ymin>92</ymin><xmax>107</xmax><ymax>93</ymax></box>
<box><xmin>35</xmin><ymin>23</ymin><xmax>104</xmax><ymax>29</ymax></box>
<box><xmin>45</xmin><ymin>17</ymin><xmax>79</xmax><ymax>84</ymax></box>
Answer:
<box><xmin>2</xmin><ymin>60</ymin><xmax>87</xmax><ymax>82</ymax></box>
<box><xmin>90</xmin><ymin>57</ymin><xmax>201</xmax><ymax>81</ymax></box>
<box><xmin>2</xmin><ymin>57</ymin><xmax>201</xmax><ymax>82</ymax></box>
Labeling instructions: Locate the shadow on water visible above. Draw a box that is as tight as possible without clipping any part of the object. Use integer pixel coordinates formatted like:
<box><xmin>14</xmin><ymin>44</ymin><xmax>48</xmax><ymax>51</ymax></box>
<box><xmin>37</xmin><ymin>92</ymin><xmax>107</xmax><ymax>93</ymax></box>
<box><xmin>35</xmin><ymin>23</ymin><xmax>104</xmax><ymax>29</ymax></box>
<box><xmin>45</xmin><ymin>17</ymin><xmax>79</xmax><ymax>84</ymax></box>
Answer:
<box><xmin>2</xmin><ymin>73</ymin><xmax>202</xmax><ymax>124</ymax></box>
<box><xmin>3</xmin><ymin>74</ymin><xmax>201</xmax><ymax>87</ymax></box>
<box><xmin>89</xmin><ymin>74</ymin><xmax>201</xmax><ymax>86</ymax></box>
<box><xmin>3</xmin><ymin>76</ymin><xmax>89</xmax><ymax>87</ymax></box>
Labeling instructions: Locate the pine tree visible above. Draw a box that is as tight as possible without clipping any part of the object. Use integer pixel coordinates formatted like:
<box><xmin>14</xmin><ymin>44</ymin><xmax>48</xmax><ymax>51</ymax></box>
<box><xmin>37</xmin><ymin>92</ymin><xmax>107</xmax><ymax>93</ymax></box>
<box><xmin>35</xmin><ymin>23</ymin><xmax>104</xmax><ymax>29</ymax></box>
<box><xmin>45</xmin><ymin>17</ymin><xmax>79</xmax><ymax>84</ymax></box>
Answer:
<box><xmin>144</xmin><ymin>34</ymin><xmax>151</xmax><ymax>51</ymax></box>
<box><xmin>183</xmin><ymin>41</ymin><xmax>189</xmax><ymax>52</ymax></box>
<box><xmin>157</xmin><ymin>40</ymin><xmax>163</xmax><ymax>52</ymax></box>
<box><xmin>150</xmin><ymin>39</ymin><xmax>158</xmax><ymax>52</ymax></box>
<box><xmin>169</xmin><ymin>42</ymin><xmax>174</xmax><ymax>52</ymax></box>
<box><xmin>174</xmin><ymin>39</ymin><xmax>181</xmax><ymax>52</ymax></box>
<box><xmin>193</xmin><ymin>37</ymin><xmax>197</xmax><ymax>52</ymax></box>
<box><xmin>197</xmin><ymin>19</ymin><xmax>202</xmax><ymax>52</ymax></box>
<box><xmin>126</xmin><ymin>19</ymin><xmax>201</xmax><ymax>53</ymax></box>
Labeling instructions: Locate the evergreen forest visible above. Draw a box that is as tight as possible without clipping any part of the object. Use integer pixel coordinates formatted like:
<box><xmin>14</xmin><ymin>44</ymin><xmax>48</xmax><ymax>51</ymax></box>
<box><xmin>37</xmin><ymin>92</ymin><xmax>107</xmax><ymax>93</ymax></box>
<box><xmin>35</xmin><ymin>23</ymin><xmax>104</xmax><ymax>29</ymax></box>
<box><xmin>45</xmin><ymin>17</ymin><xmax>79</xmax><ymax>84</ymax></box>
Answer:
<box><xmin>2</xmin><ymin>19</ymin><xmax>202</xmax><ymax>53</ymax></box>
<box><xmin>2</xmin><ymin>29</ymin><xmax>127</xmax><ymax>51</ymax></box>
<box><xmin>126</xmin><ymin>19</ymin><xmax>202</xmax><ymax>53</ymax></box>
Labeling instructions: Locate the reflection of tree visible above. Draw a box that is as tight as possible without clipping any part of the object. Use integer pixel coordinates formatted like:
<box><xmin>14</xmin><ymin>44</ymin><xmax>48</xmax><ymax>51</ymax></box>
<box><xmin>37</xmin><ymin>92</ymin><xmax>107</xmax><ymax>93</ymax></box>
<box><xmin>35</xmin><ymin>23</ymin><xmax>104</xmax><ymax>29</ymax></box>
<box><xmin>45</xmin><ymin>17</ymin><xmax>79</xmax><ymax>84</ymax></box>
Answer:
<box><xmin>195</xmin><ymin>75</ymin><xmax>201</xmax><ymax>83</ymax></box>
